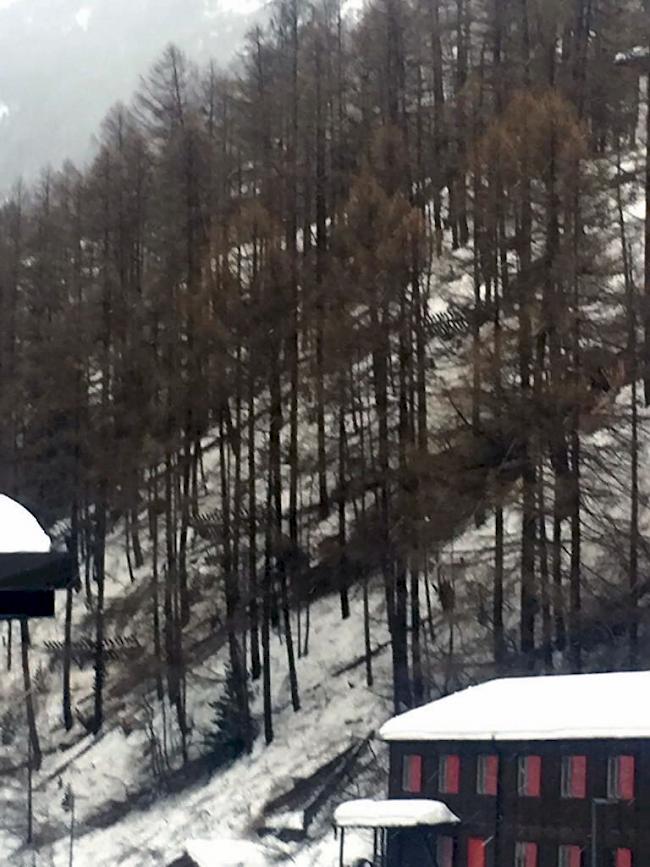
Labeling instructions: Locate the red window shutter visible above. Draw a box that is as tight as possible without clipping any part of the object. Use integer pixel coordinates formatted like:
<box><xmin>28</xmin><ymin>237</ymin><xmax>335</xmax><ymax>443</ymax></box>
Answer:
<box><xmin>468</xmin><ymin>837</ymin><xmax>486</xmax><ymax>867</ymax></box>
<box><xmin>409</xmin><ymin>755</ymin><xmax>423</xmax><ymax>793</ymax></box>
<box><xmin>616</xmin><ymin>849</ymin><xmax>632</xmax><ymax>867</ymax></box>
<box><xmin>525</xmin><ymin>842</ymin><xmax>538</xmax><ymax>867</ymax></box>
<box><xmin>485</xmin><ymin>755</ymin><xmax>499</xmax><ymax>795</ymax></box>
<box><xmin>403</xmin><ymin>755</ymin><xmax>422</xmax><ymax>793</ymax></box>
<box><xmin>446</xmin><ymin>754</ymin><xmax>460</xmax><ymax>793</ymax></box>
<box><xmin>527</xmin><ymin>756</ymin><xmax>542</xmax><ymax>797</ymax></box>
<box><xmin>619</xmin><ymin>756</ymin><xmax>635</xmax><ymax>800</ymax></box>
<box><xmin>571</xmin><ymin>756</ymin><xmax>587</xmax><ymax>798</ymax></box>
<box><xmin>569</xmin><ymin>845</ymin><xmax>582</xmax><ymax>867</ymax></box>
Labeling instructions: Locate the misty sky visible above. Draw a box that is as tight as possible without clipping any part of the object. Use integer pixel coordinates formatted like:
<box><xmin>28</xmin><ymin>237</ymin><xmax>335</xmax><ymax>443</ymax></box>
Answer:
<box><xmin>0</xmin><ymin>0</ymin><xmax>264</xmax><ymax>190</ymax></box>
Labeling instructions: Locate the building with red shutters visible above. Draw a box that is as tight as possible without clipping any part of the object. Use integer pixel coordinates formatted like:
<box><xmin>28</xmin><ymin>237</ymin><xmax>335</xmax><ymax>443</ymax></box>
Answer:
<box><xmin>377</xmin><ymin>672</ymin><xmax>648</xmax><ymax>867</ymax></box>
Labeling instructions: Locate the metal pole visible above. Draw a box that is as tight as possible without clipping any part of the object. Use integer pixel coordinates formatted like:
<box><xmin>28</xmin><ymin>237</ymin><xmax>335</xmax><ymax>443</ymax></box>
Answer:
<box><xmin>591</xmin><ymin>799</ymin><xmax>597</xmax><ymax>867</ymax></box>
<box><xmin>339</xmin><ymin>827</ymin><xmax>345</xmax><ymax>867</ymax></box>
<box><xmin>591</xmin><ymin>798</ymin><xmax>617</xmax><ymax>867</ymax></box>
<box><xmin>373</xmin><ymin>828</ymin><xmax>378</xmax><ymax>863</ymax></box>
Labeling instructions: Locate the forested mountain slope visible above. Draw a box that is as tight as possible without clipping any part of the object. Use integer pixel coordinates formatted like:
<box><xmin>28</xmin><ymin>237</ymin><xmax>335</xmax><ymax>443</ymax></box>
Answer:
<box><xmin>1</xmin><ymin>0</ymin><xmax>650</xmax><ymax>863</ymax></box>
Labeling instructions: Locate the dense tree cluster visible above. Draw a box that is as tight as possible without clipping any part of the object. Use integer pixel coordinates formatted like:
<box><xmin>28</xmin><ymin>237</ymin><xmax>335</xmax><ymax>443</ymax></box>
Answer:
<box><xmin>1</xmin><ymin>0</ymin><xmax>649</xmax><ymax>765</ymax></box>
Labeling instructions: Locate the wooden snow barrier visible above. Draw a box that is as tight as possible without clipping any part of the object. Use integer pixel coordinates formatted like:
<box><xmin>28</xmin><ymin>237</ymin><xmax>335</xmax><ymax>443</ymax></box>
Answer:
<box><xmin>42</xmin><ymin>635</ymin><xmax>142</xmax><ymax>665</ymax></box>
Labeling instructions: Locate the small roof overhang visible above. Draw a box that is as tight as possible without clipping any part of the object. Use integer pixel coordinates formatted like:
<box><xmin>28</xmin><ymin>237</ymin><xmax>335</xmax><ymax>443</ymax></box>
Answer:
<box><xmin>0</xmin><ymin>551</ymin><xmax>76</xmax><ymax>591</ymax></box>
<box><xmin>334</xmin><ymin>799</ymin><xmax>460</xmax><ymax>830</ymax></box>
<box><xmin>0</xmin><ymin>495</ymin><xmax>76</xmax><ymax>597</ymax></box>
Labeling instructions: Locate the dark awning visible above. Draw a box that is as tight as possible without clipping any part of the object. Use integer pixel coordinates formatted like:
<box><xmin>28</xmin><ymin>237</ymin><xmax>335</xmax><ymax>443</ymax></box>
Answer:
<box><xmin>0</xmin><ymin>591</ymin><xmax>55</xmax><ymax>619</ymax></box>
<box><xmin>0</xmin><ymin>551</ymin><xmax>76</xmax><ymax>591</ymax></box>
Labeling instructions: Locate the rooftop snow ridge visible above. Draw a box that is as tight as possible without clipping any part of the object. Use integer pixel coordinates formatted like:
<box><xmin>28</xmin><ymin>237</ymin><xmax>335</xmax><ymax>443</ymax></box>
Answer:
<box><xmin>380</xmin><ymin>670</ymin><xmax>650</xmax><ymax>742</ymax></box>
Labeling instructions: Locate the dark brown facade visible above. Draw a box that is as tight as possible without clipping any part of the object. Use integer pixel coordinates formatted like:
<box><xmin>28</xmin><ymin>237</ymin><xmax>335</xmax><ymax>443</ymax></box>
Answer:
<box><xmin>387</xmin><ymin>738</ymin><xmax>649</xmax><ymax>867</ymax></box>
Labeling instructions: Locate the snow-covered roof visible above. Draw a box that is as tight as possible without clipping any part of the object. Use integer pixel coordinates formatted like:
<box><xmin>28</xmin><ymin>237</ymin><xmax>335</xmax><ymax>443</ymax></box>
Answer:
<box><xmin>380</xmin><ymin>672</ymin><xmax>650</xmax><ymax>742</ymax></box>
<box><xmin>0</xmin><ymin>494</ymin><xmax>51</xmax><ymax>553</ymax></box>
<box><xmin>334</xmin><ymin>799</ymin><xmax>460</xmax><ymax>829</ymax></box>
<box><xmin>184</xmin><ymin>838</ymin><xmax>270</xmax><ymax>866</ymax></box>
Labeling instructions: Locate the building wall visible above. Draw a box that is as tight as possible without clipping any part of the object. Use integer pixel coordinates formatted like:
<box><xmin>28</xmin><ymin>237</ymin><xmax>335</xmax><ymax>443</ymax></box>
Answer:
<box><xmin>387</xmin><ymin>738</ymin><xmax>650</xmax><ymax>867</ymax></box>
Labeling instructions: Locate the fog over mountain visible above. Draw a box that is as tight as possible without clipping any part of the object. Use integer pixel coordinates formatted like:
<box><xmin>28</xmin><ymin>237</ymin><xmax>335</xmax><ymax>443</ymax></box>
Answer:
<box><xmin>0</xmin><ymin>0</ymin><xmax>264</xmax><ymax>189</ymax></box>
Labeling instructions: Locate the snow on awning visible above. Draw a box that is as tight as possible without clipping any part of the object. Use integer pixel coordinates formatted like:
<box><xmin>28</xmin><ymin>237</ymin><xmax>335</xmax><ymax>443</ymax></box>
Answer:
<box><xmin>0</xmin><ymin>495</ymin><xmax>51</xmax><ymax>553</ymax></box>
<box><xmin>379</xmin><ymin>671</ymin><xmax>650</xmax><ymax>742</ymax></box>
<box><xmin>334</xmin><ymin>799</ymin><xmax>460</xmax><ymax>829</ymax></box>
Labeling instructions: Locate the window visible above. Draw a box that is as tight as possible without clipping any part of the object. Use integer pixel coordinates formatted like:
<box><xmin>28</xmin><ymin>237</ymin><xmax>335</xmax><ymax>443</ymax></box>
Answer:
<box><xmin>468</xmin><ymin>837</ymin><xmax>487</xmax><ymax>867</ymax></box>
<box><xmin>517</xmin><ymin>755</ymin><xmax>542</xmax><ymax>797</ymax></box>
<box><xmin>439</xmin><ymin>754</ymin><xmax>460</xmax><ymax>794</ymax></box>
<box><xmin>560</xmin><ymin>755</ymin><xmax>587</xmax><ymax>798</ymax></box>
<box><xmin>401</xmin><ymin>754</ymin><xmax>422</xmax><ymax>793</ymax></box>
<box><xmin>608</xmin><ymin>755</ymin><xmax>635</xmax><ymax>800</ymax></box>
<box><xmin>559</xmin><ymin>845</ymin><xmax>583</xmax><ymax>867</ymax></box>
<box><xmin>436</xmin><ymin>835</ymin><xmax>454</xmax><ymax>867</ymax></box>
<box><xmin>515</xmin><ymin>841</ymin><xmax>538</xmax><ymax>867</ymax></box>
<box><xmin>477</xmin><ymin>754</ymin><xmax>498</xmax><ymax>795</ymax></box>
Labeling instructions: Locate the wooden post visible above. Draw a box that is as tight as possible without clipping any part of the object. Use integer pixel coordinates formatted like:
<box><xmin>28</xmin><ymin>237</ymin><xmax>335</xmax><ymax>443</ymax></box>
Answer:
<box><xmin>69</xmin><ymin>796</ymin><xmax>75</xmax><ymax>867</ymax></box>
<box><xmin>63</xmin><ymin>784</ymin><xmax>75</xmax><ymax>867</ymax></box>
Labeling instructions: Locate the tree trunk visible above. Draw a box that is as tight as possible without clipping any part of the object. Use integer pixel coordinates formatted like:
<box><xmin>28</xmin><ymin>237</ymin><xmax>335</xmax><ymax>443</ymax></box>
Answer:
<box><xmin>220</xmin><ymin>413</ymin><xmax>253</xmax><ymax>752</ymax></box>
<box><xmin>21</xmin><ymin>620</ymin><xmax>41</xmax><ymax>771</ymax></box>
<box><xmin>149</xmin><ymin>469</ymin><xmax>164</xmax><ymax>701</ymax></box>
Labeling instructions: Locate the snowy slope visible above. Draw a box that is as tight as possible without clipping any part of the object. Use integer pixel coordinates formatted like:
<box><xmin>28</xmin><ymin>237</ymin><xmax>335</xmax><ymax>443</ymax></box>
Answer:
<box><xmin>36</xmin><ymin>584</ymin><xmax>390</xmax><ymax>866</ymax></box>
<box><xmin>0</xmin><ymin>441</ymin><xmax>393</xmax><ymax>866</ymax></box>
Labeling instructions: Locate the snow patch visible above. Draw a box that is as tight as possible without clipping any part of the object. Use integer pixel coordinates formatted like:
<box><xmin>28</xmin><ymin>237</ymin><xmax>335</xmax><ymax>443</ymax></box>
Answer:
<box><xmin>208</xmin><ymin>0</ymin><xmax>261</xmax><ymax>15</ymax></box>
<box><xmin>185</xmin><ymin>838</ymin><xmax>271</xmax><ymax>866</ymax></box>
<box><xmin>75</xmin><ymin>5</ymin><xmax>92</xmax><ymax>31</ymax></box>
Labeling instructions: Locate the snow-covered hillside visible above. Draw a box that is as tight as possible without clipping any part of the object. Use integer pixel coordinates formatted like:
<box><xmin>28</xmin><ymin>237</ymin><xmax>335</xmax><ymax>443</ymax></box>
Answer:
<box><xmin>0</xmin><ymin>430</ymin><xmax>395</xmax><ymax>866</ymax></box>
<box><xmin>0</xmin><ymin>101</ymin><xmax>647</xmax><ymax>863</ymax></box>
<box><xmin>1</xmin><ymin>213</ymin><xmax>648</xmax><ymax>866</ymax></box>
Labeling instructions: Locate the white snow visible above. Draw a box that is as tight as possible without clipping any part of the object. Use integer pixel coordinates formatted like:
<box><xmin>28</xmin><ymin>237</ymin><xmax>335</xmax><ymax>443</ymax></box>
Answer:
<box><xmin>75</xmin><ymin>6</ymin><xmax>92</xmax><ymax>31</ymax></box>
<box><xmin>334</xmin><ymin>799</ymin><xmax>460</xmax><ymax>829</ymax></box>
<box><xmin>380</xmin><ymin>671</ymin><xmax>650</xmax><ymax>742</ymax></box>
<box><xmin>615</xmin><ymin>46</ymin><xmax>650</xmax><ymax>65</ymax></box>
<box><xmin>213</xmin><ymin>0</ymin><xmax>262</xmax><ymax>15</ymax></box>
<box><xmin>0</xmin><ymin>494</ymin><xmax>51</xmax><ymax>552</ymax></box>
<box><xmin>185</xmin><ymin>838</ymin><xmax>271</xmax><ymax>866</ymax></box>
